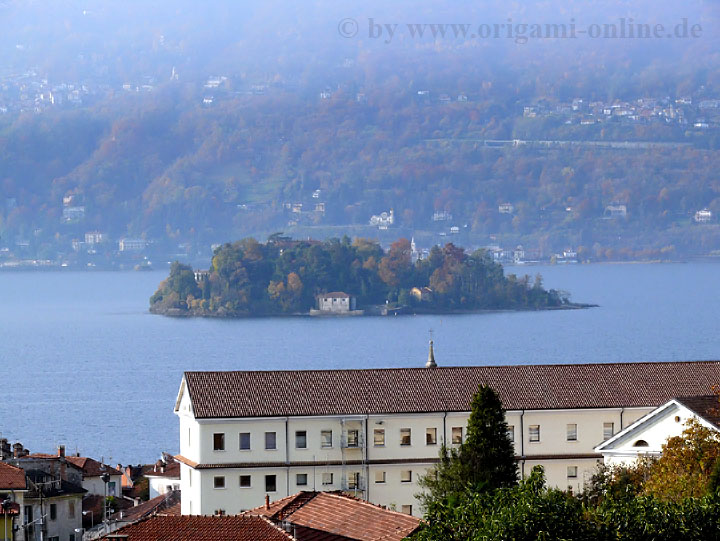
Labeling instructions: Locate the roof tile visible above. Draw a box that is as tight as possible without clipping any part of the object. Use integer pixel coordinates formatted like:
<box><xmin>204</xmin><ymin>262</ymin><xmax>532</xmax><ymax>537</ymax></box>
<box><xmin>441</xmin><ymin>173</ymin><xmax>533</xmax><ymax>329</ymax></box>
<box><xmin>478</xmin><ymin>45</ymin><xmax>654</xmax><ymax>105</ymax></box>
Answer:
<box><xmin>184</xmin><ymin>361</ymin><xmax>720</xmax><ymax>418</ymax></box>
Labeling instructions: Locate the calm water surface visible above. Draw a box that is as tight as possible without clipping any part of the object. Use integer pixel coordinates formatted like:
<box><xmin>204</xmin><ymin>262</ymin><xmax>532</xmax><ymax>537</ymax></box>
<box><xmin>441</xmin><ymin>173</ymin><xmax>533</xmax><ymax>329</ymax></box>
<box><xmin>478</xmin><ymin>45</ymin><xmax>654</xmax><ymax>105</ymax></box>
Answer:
<box><xmin>1</xmin><ymin>262</ymin><xmax>719</xmax><ymax>463</ymax></box>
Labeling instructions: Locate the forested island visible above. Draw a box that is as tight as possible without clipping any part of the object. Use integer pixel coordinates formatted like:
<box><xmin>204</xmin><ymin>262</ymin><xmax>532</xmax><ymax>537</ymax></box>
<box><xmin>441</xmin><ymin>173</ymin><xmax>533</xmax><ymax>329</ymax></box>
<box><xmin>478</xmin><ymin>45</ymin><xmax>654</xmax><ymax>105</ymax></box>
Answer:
<box><xmin>149</xmin><ymin>236</ymin><xmax>583</xmax><ymax>317</ymax></box>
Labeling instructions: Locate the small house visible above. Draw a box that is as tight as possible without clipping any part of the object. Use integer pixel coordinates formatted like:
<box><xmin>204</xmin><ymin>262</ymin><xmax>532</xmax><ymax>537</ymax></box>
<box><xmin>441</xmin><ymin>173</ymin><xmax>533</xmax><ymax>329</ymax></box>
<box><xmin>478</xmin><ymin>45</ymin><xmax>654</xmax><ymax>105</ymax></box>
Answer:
<box><xmin>316</xmin><ymin>292</ymin><xmax>357</xmax><ymax>313</ymax></box>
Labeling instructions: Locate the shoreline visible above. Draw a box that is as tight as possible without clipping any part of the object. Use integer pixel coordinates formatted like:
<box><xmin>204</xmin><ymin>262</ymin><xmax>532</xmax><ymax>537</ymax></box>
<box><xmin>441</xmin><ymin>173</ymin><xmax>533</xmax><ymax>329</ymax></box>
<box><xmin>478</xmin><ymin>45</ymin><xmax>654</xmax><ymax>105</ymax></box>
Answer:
<box><xmin>149</xmin><ymin>302</ymin><xmax>597</xmax><ymax>320</ymax></box>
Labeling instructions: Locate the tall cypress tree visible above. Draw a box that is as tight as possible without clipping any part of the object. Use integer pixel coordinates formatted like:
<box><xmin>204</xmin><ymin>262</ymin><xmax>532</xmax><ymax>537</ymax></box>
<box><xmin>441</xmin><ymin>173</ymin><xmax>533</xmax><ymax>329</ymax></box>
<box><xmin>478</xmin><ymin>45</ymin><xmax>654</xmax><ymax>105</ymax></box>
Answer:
<box><xmin>418</xmin><ymin>384</ymin><xmax>518</xmax><ymax>507</ymax></box>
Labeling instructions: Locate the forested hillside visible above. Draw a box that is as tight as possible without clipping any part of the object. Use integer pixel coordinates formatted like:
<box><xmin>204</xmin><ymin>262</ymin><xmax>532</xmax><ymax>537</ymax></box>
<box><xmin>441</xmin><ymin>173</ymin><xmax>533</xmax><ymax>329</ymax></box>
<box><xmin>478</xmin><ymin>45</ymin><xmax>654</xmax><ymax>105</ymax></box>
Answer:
<box><xmin>1</xmin><ymin>0</ymin><xmax>719</xmax><ymax>261</ymax></box>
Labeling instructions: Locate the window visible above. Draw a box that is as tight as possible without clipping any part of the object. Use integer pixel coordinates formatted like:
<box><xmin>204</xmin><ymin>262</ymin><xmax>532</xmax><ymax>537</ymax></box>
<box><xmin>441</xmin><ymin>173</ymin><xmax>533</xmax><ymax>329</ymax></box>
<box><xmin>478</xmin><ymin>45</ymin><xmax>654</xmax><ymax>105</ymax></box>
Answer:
<box><xmin>400</xmin><ymin>470</ymin><xmax>412</xmax><ymax>483</ymax></box>
<box><xmin>451</xmin><ymin>427</ymin><xmax>463</xmax><ymax>444</ymax></box>
<box><xmin>189</xmin><ymin>469</ymin><xmax>192</xmax><ymax>487</ymax></box>
<box><xmin>239</xmin><ymin>432</ymin><xmax>250</xmax><ymax>450</ymax></box>
<box><xmin>400</xmin><ymin>428</ymin><xmax>411</xmax><ymax>446</ymax></box>
<box><xmin>68</xmin><ymin>500</ymin><xmax>75</xmax><ymax>519</ymax></box>
<box><xmin>567</xmin><ymin>466</ymin><xmax>578</xmax><ymax>478</ymax></box>
<box><xmin>375</xmin><ymin>471</ymin><xmax>386</xmax><ymax>484</ymax></box>
<box><xmin>348</xmin><ymin>472</ymin><xmax>360</xmax><ymax>489</ymax></box>
<box><xmin>265</xmin><ymin>431</ymin><xmax>277</xmax><ymax>450</ymax></box>
<box><xmin>108</xmin><ymin>481</ymin><xmax>116</xmax><ymax>497</ymax></box>
<box><xmin>633</xmin><ymin>439</ymin><xmax>649</xmax><ymax>447</ymax></box>
<box><xmin>507</xmin><ymin>425</ymin><xmax>515</xmax><ymax>443</ymax></box>
<box><xmin>321</xmin><ymin>430</ymin><xmax>333</xmax><ymax>448</ymax></box>
<box><xmin>50</xmin><ymin>503</ymin><xmax>57</xmax><ymax>520</ymax></box>
<box><xmin>70</xmin><ymin>535</ymin><xmax>76</xmax><ymax>541</ymax></box>
<box><xmin>265</xmin><ymin>475</ymin><xmax>277</xmax><ymax>492</ymax></box>
<box><xmin>239</xmin><ymin>475</ymin><xmax>251</xmax><ymax>488</ymax></box>
<box><xmin>296</xmin><ymin>473</ymin><xmax>308</xmax><ymax>486</ymax></box>
<box><xmin>213</xmin><ymin>433</ymin><xmax>225</xmax><ymax>451</ymax></box>
<box><xmin>567</xmin><ymin>423</ymin><xmax>577</xmax><ymax>442</ymax></box>
<box><xmin>603</xmin><ymin>422</ymin><xmax>615</xmax><ymax>440</ymax></box>
<box><xmin>529</xmin><ymin>425</ymin><xmax>540</xmax><ymax>442</ymax></box>
<box><xmin>401</xmin><ymin>505</ymin><xmax>413</xmax><ymax>515</ymax></box>
<box><xmin>426</xmin><ymin>427</ymin><xmax>437</xmax><ymax>445</ymax></box>
<box><xmin>346</xmin><ymin>429</ymin><xmax>359</xmax><ymax>447</ymax></box>
<box><xmin>322</xmin><ymin>472</ymin><xmax>333</xmax><ymax>485</ymax></box>
<box><xmin>296</xmin><ymin>430</ymin><xmax>307</xmax><ymax>449</ymax></box>
<box><xmin>48</xmin><ymin>537</ymin><xmax>59</xmax><ymax>541</ymax></box>
<box><xmin>374</xmin><ymin>428</ymin><xmax>385</xmax><ymax>446</ymax></box>
<box><xmin>188</xmin><ymin>427</ymin><xmax>191</xmax><ymax>447</ymax></box>
<box><xmin>213</xmin><ymin>476</ymin><xmax>225</xmax><ymax>489</ymax></box>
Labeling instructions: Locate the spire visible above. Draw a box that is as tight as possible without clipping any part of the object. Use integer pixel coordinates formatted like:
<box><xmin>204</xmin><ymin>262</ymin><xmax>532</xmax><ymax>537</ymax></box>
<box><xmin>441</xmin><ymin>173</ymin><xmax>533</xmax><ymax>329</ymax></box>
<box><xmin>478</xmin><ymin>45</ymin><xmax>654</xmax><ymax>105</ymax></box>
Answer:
<box><xmin>426</xmin><ymin>339</ymin><xmax>437</xmax><ymax>368</ymax></box>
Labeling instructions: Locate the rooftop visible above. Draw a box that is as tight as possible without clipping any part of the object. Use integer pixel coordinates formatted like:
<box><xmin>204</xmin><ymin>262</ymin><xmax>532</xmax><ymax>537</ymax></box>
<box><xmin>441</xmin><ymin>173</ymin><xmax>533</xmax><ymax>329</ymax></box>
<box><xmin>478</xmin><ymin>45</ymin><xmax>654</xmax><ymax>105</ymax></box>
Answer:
<box><xmin>66</xmin><ymin>456</ymin><xmax>123</xmax><ymax>477</ymax></box>
<box><xmin>110</xmin><ymin>490</ymin><xmax>181</xmax><ymax>523</ymax></box>
<box><xmin>0</xmin><ymin>462</ymin><xmax>26</xmax><ymax>490</ymax></box>
<box><xmin>249</xmin><ymin>491</ymin><xmax>421</xmax><ymax>541</ymax></box>
<box><xmin>99</xmin><ymin>515</ymin><xmax>296</xmax><ymax>541</ymax></box>
<box><xmin>181</xmin><ymin>361</ymin><xmax>720</xmax><ymax>419</ymax></box>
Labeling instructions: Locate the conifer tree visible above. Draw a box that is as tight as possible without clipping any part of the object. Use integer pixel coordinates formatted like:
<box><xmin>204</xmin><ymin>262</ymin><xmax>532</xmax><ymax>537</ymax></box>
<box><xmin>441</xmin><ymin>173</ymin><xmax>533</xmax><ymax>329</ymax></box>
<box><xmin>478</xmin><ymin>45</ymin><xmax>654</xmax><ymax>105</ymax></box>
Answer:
<box><xmin>418</xmin><ymin>384</ymin><xmax>518</xmax><ymax>508</ymax></box>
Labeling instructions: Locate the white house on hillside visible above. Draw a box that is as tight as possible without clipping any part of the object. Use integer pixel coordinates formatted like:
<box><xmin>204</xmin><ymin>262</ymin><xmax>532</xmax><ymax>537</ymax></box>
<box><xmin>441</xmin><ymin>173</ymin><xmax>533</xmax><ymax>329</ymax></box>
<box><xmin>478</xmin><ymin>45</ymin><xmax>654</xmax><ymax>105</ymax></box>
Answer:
<box><xmin>173</xmin><ymin>353</ymin><xmax>720</xmax><ymax>517</ymax></box>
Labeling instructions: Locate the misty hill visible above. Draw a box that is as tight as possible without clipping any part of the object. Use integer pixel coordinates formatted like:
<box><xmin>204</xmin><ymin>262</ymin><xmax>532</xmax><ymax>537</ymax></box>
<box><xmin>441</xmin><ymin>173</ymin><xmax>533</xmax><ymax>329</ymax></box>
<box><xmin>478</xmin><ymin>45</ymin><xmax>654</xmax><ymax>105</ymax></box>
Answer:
<box><xmin>1</xmin><ymin>0</ymin><xmax>719</xmax><ymax>261</ymax></box>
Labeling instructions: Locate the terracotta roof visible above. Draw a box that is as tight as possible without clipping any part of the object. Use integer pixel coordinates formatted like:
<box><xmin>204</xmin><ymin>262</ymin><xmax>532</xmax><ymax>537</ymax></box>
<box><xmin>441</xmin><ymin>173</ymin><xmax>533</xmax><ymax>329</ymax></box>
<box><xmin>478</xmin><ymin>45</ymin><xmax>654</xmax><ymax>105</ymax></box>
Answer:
<box><xmin>99</xmin><ymin>515</ymin><xmax>296</xmax><ymax>541</ymax></box>
<box><xmin>248</xmin><ymin>491</ymin><xmax>421</xmax><ymax>541</ymax></box>
<box><xmin>66</xmin><ymin>457</ymin><xmax>122</xmax><ymax>477</ymax></box>
<box><xmin>110</xmin><ymin>491</ymin><xmax>181</xmax><ymax>523</ymax></box>
<box><xmin>183</xmin><ymin>361</ymin><xmax>720</xmax><ymax>419</ymax></box>
<box><xmin>144</xmin><ymin>460</ymin><xmax>180</xmax><ymax>479</ymax></box>
<box><xmin>0</xmin><ymin>462</ymin><xmax>26</xmax><ymax>490</ymax></box>
<box><xmin>676</xmin><ymin>395</ymin><xmax>720</xmax><ymax>427</ymax></box>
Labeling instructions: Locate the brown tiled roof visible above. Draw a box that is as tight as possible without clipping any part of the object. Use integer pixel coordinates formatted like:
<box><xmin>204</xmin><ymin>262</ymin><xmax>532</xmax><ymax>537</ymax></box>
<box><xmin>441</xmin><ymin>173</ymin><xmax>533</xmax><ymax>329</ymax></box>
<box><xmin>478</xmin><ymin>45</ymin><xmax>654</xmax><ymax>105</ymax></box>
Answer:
<box><xmin>183</xmin><ymin>361</ymin><xmax>720</xmax><ymax>419</ymax></box>
<box><xmin>675</xmin><ymin>395</ymin><xmax>720</xmax><ymax>427</ymax></box>
<box><xmin>144</xmin><ymin>461</ymin><xmax>180</xmax><ymax>479</ymax></box>
<box><xmin>110</xmin><ymin>491</ymin><xmax>181</xmax><ymax>523</ymax></box>
<box><xmin>66</xmin><ymin>457</ymin><xmax>122</xmax><ymax>477</ymax></box>
<box><xmin>0</xmin><ymin>462</ymin><xmax>26</xmax><ymax>490</ymax></box>
<box><xmin>99</xmin><ymin>515</ymin><xmax>295</xmax><ymax>541</ymax></box>
<box><xmin>248</xmin><ymin>491</ymin><xmax>421</xmax><ymax>541</ymax></box>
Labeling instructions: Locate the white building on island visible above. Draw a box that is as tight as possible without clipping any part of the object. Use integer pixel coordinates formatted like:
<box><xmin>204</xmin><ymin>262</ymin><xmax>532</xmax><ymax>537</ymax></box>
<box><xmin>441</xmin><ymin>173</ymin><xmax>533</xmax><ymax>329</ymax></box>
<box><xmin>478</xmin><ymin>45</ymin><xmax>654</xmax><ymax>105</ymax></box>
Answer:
<box><xmin>173</xmin><ymin>353</ymin><xmax>720</xmax><ymax>517</ymax></box>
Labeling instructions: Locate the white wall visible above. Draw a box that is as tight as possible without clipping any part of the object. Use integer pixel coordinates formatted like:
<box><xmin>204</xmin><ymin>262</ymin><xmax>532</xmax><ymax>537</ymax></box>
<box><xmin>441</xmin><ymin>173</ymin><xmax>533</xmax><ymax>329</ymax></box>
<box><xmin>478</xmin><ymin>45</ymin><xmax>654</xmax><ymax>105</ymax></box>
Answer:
<box><xmin>177</xmin><ymin>404</ymin><xmax>656</xmax><ymax>518</ymax></box>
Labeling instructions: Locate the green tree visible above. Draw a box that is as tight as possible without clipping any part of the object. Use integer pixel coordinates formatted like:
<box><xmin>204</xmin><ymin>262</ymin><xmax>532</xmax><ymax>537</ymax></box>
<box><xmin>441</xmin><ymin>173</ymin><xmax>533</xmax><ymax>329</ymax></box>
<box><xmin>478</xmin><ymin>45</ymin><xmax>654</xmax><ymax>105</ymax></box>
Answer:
<box><xmin>418</xmin><ymin>385</ymin><xmax>517</xmax><ymax>509</ymax></box>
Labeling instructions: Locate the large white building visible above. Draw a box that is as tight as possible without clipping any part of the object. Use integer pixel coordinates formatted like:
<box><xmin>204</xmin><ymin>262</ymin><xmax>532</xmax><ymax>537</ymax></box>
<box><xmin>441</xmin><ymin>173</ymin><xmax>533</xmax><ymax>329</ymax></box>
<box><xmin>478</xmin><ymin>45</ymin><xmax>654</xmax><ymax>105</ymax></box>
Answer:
<box><xmin>174</xmin><ymin>354</ymin><xmax>720</xmax><ymax>517</ymax></box>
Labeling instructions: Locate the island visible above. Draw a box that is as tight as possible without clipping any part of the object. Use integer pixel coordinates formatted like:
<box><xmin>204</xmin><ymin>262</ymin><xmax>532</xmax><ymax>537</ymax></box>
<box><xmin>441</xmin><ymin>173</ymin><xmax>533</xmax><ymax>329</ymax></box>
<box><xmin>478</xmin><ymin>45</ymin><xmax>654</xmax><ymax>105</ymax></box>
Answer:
<box><xmin>149</xmin><ymin>236</ymin><xmax>588</xmax><ymax>317</ymax></box>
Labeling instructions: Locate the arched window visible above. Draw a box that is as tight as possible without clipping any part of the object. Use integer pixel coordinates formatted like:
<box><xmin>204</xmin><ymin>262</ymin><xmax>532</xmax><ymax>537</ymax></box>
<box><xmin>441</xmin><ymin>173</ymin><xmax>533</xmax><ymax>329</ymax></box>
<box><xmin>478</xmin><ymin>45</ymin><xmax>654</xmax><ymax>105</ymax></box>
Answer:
<box><xmin>633</xmin><ymin>439</ymin><xmax>649</xmax><ymax>447</ymax></box>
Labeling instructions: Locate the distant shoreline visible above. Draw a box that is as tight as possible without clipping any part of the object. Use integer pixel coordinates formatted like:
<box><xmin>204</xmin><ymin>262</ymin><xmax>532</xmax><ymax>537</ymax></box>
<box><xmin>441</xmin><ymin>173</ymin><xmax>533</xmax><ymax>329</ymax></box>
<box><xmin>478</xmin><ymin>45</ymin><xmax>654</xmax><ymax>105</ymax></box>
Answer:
<box><xmin>149</xmin><ymin>302</ymin><xmax>597</xmax><ymax>319</ymax></box>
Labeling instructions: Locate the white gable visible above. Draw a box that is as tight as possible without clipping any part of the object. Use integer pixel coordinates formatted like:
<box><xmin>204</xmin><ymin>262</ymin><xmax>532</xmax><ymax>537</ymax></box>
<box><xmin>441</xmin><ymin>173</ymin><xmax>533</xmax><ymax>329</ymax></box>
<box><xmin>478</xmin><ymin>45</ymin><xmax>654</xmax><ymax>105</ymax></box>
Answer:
<box><xmin>594</xmin><ymin>399</ymin><xmax>718</xmax><ymax>467</ymax></box>
<box><xmin>174</xmin><ymin>377</ymin><xmax>194</xmax><ymax>418</ymax></box>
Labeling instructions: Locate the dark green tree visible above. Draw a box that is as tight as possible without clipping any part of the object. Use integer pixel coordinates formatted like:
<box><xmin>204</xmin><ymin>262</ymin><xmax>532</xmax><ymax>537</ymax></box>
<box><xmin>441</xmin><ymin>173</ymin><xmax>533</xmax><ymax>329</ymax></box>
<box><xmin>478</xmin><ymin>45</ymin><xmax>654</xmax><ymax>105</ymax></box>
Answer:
<box><xmin>418</xmin><ymin>384</ymin><xmax>518</xmax><ymax>509</ymax></box>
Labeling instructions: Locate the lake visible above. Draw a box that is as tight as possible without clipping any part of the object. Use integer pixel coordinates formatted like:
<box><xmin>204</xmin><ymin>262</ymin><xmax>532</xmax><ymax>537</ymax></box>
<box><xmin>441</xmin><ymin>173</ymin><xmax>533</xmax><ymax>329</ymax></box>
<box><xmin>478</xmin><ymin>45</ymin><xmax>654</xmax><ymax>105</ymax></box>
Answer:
<box><xmin>1</xmin><ymin>262</ymin><xmax>719</xmax><ymax>464</ymax></box>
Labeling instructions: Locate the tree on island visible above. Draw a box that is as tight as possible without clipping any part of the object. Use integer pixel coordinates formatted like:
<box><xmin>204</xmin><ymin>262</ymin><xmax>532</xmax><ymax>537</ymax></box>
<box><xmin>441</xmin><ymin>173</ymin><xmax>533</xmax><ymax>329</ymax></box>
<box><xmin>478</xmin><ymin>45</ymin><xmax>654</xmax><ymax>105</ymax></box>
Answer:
<box><xmin>149</xmin><ymin>236</ymin><xmax>572</xmax><ymax>316</ymax></box>
<box><xmin>418</xmin><ymin>384</ymin><xmax>518</xmax><ymax>510</ymax></box>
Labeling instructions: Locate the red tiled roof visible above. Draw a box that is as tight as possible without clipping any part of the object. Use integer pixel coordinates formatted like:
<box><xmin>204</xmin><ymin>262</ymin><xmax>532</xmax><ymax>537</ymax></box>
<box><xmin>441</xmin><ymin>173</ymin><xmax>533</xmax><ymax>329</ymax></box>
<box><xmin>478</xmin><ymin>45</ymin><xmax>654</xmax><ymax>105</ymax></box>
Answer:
<box><xmin>144</xmin><ymin>461</ymin><xmax>180</xmax><ymax>479</ymax></box>
<box><xmin>183</xmin><ymin>361</ymin><xmax>720</xmax><ymax>419</ymax></box>
<box><xmin>66</xmin><ymin>456</ymin><xmax>122</xmax><ymax>477</ymax></box>
<box><xmin>248</xmin><ymin>492</ymin><xmax>421</xmax><ymax>541</ymax></box>
<box><xmin>99</xmin><ymin>515</ymin><xmax>296</xmax><ymax>541</ymax></box>
<box><xmin>110</xmin><ymin>491</ymin><xmax>181</xmax><ymax>523</ymax></box>
<box><xmin>0</xmin><ymin>462</ymin><xmax>26</xmax><ymax>490</ymax></box>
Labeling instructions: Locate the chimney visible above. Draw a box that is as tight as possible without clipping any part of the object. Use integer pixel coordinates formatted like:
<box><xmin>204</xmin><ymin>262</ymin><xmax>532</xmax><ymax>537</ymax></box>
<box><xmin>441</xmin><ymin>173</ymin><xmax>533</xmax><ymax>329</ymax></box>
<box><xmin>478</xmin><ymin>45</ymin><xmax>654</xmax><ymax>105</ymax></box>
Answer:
<box><xmin>58</xmin><ymin>445</ymin><xmax>65</xmax><ymax>458</ymax></box>
<box><xmin>12</xmin><ymin>443</ymin><xmax>23</xmax><ymax>459</ymax></box>
<box><xmin>265</xmin><ymin>494</ymin><xmax>270</xmax><ymax>510</ymax></box>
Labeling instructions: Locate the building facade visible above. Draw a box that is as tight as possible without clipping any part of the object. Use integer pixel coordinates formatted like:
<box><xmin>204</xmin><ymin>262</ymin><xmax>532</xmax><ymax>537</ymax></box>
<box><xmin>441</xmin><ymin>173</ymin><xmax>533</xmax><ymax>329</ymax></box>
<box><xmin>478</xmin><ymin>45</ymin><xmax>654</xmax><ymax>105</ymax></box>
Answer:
<box><xmin>174</xmin><ymin>359</ymin><xmax>720</xmax><ymax>517</ymax></box>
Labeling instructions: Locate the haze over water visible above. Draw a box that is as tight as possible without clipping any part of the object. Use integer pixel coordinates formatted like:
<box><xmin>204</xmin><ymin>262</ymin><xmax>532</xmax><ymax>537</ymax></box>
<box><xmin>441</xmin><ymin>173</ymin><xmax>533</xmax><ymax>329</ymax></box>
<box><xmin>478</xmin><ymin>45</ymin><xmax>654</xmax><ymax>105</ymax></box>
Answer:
<box><xmin>1</xmin><ymin>262</ymin><xmax>719</xmax><ymax>464</ymax></box>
